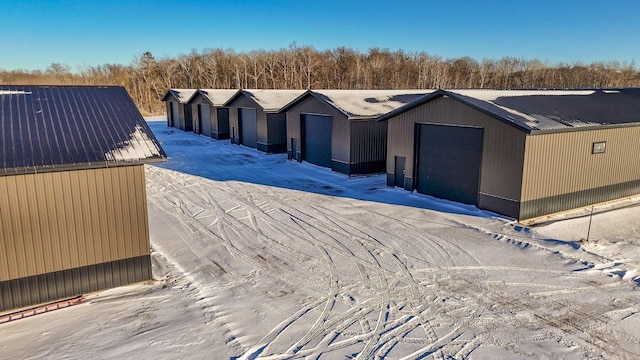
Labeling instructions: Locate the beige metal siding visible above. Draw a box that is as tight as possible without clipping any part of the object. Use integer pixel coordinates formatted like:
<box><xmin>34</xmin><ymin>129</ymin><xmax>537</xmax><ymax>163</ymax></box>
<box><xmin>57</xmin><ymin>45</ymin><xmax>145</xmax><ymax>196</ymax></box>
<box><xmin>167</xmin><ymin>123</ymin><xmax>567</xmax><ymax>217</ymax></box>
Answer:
<box><xmin>520</xmin><ymin>126</ymin><xmax>640</xmax><ymax>219</ymax></box>
<box><xmin>523</xmin><ymin>127</ymin><xmax>640</xmax><ymax>199</ymax></box>
<box><xmin>387</xmin><ymin>96</ymin><xmax>527</xmax><ymax>216</ymax></box>
<box><xmin>0</xmin><ymin>165</ymin><xmax>150</xmax><ymax>282</ymax></box>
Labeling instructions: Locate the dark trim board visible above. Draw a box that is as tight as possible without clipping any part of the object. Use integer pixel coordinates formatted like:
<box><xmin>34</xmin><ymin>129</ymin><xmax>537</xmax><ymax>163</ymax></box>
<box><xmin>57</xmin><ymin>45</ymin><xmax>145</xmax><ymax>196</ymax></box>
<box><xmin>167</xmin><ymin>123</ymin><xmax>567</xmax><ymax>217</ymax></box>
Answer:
<box><xmin>212</xmin><ymin>131</ymin><xmax>230</xmax><ymax>140</ymax></box>
<box><xmin>0</xmin><ymin>256</ymin><xmax>151</xmax><ymax>312</ymax></box>
<box><xmin>520</xmin><ymin>179</ymin><xmax>640</xmax><ymax>220</ymax></box>
<box><xmin>257</xmin><ymin>142</ymin><xmax>287</xmax><ymax>153</ymax></box>
<box><xmin>478</xmin><ymin>193</ymin><xmax>520</xmax><ymax>219</ymax></box>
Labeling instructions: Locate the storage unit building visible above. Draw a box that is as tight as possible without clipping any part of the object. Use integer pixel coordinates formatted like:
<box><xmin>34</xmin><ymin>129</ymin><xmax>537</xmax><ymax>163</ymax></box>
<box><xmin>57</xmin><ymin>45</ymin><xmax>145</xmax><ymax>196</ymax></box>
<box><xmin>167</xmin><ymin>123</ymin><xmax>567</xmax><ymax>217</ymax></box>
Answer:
<box><xmin>381</xmin><ymin>88</ymin><xmax>640</xmax><ymax>221</ymax></box>
<box><xmin>283</xmin><ymin>90</ymin><xmax>433</xmax><ymax>175</ymax></box>
<box><xmin>188</xmin><ymin>89</ymin><xmax>237</xmax><ymax>139</ymax></box>
<box><xmin>161</xmin><ymin>89</ymin><xmax>196</xmax><ymax>131</ymax></box>
<box><xmin>0</xmin><ymin>85</ymin><xmax>167</xmax><ymax>312</ymax></box>
<box><xmin>226</xmin><ymin>89</ymin><xmax>304</xmax><ymax>153</ymax></box>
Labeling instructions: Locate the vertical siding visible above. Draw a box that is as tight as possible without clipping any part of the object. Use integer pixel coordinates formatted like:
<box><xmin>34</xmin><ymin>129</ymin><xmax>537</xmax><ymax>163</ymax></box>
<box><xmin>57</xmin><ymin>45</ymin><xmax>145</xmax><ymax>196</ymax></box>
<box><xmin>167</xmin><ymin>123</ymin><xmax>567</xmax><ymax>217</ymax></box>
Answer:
<box><xmin>265</xmin><ymin>112</ymin><xmax>287</xmax><ymax>153</ymax></box>
<box><xmin>386</xmin><ymin>96</ymin><xmax>526</xmax><ymax>217</ymax></box>
<box><xmin>520</xmin><ymin>126</ymin><xmax>640</xmax><ymax>219</ymax></box>
<box><xmin>0</xmin><ymin>165</ymin><xmax>150</xmax><ymax>283</ymax></box>
<box><xmin>215</xmin><ymin>107</ymin><xmax>230</xmax><ymax>139</ymax></box>
<box><xmin>1</xmin><ymin>255</ymin><xmax>151</xmax><ymax>312</ymax></box>
<box><xmin>350</xmin><ymin>119</ymin><xmax>388</xmax><ymax>174</ymax></box>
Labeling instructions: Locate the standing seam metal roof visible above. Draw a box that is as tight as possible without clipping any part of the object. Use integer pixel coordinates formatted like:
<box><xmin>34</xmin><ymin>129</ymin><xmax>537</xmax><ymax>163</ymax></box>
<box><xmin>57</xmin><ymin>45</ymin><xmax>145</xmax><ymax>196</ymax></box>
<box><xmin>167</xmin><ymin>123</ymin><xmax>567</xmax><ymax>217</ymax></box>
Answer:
<box><xmin>1</xmin><ymin>86</ymin><xmax>167</xmax><ymax>176</ymax></box>
<box><xmin>379</xmin><ymin>88</ymin><xmax>640</xmax><ymax>133</ymax></box>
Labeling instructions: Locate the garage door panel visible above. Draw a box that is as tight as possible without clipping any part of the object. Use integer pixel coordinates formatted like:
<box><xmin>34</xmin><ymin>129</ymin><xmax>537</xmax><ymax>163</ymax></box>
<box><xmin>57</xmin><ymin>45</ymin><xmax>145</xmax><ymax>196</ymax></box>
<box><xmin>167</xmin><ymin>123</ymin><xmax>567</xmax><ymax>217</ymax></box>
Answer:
<box><xmin>199</xmin><ymin>104</ymin><xmax>211</xmax><ymax>136</ymax></box>
<box><xmin>170</xmin><ymin>102</ymin><xmax>179</xmax><ymax>128</ymax></box>
<box><xmin>239</xmin><ymin>108</ymin><xmax>257</xmax><ymax>148</ymax></box>
<box><xmin>417</xmin><ymin>124</ymin><xmax>483</xmax><ymax>205</ymax></box>
<box><xmin>303</xmin><ymin>114</ymin><xmax>332</xmax><ymax>168</ymax></box>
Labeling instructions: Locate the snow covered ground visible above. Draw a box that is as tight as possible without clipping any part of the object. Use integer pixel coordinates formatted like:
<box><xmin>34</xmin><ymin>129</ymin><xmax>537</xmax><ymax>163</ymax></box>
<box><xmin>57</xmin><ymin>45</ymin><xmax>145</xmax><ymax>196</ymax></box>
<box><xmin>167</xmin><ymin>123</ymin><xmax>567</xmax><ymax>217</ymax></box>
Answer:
<box><xmin>1</xmin><ymin>118</ymin><xmax>639</xmax><ymax>359</ymax></box>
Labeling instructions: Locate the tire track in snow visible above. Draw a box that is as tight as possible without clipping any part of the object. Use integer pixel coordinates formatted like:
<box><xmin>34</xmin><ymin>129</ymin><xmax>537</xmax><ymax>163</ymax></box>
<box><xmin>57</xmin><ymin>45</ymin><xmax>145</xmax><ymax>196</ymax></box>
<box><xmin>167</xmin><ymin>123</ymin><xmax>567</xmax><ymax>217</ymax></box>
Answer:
<box><xmin>146</xmin><ymin>166</ymin><xmax>640</xmax><ymax>359</ymax></box>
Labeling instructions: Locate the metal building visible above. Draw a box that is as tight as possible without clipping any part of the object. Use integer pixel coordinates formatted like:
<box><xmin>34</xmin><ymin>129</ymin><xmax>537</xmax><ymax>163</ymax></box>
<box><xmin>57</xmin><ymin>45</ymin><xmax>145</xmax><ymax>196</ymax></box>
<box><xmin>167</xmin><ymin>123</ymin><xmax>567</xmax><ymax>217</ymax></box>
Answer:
<box><xmin>380</xmin><ymin>88</ymin><xmax>640</xmax><ymax>221</ymax></box>
<box><xmin>225</xmin><ymin>89</ymin><xmax>304</xmax><ymax>153</ymax></box>
<box><xmin>187</xmin><ymin>89</ymin><xmax>237</xmax><ymax>139</ymax></box>
<box><xmin>283</xmin><ymin>90</ymin><xmax>433</xmax><ymax>175</ymax></box>
<box><xmin>161</xmin><ymin>89</ymin><xmax>196</xmax><ymax>131</ymax></box>
<box><xmin>0</xmin><ymin>86</ymin><xmax>167</xmax><ymax>312</ymax></box>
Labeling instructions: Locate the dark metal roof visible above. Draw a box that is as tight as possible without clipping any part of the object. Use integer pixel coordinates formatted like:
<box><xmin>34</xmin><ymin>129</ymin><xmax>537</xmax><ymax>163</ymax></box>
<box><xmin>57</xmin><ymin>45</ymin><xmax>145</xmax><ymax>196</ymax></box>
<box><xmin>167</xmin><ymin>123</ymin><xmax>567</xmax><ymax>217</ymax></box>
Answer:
<box><xmin>1</xmin><ymin>86</ymin><xmax>167</xmax><ymax>176</ymax></box>
<box><xmin>379</xmin><ymin>88</ymin><xmax>640</xmax><ymax>134</ymax></box>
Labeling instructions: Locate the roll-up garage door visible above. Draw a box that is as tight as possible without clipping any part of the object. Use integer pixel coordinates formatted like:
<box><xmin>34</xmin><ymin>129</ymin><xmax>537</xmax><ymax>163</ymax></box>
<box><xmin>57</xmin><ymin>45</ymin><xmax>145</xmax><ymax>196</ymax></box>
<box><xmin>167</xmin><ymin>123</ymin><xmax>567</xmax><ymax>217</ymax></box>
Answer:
<box><xmin>239</xmin><ymin>108</ymin><xmax>257</xmax><ymax>148</ymax></box>
<box><xmin>170</xmin><ymin>102</ymin><xmax>179</xmax><ymax>128</ymax></box>
<box><xmin>303</xmin><ymin>114</ymin><xmax>332</xmax><ymax>168</ymax></box>
<box><xmin>416</xmin><ymin>124</ymin><xmax>483</xmax><ymax>205</ymax></box>
<box><xmin>198</xmin><ymin>104</ymin><xmax>211</xmax><ymax>136</ymax></box>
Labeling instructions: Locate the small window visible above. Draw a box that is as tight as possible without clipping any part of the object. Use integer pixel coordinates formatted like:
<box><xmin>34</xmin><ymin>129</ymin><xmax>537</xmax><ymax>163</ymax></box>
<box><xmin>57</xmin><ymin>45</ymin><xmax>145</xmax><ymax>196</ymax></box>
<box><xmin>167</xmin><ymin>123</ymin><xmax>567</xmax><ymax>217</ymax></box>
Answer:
<box><xmin>592</xmin><ymin>141</ymin><xmax>606</xmax><ymax>154</ymax></box>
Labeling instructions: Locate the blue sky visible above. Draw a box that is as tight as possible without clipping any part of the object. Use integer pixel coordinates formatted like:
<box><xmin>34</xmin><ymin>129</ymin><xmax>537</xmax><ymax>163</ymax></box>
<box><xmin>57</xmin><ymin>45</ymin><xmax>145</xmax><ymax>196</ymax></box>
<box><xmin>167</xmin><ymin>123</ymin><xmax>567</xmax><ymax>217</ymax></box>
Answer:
<box><xmin>2</xmin><ymin>0</ymin><xmax>639</xmax><ymax>71</ymax></box>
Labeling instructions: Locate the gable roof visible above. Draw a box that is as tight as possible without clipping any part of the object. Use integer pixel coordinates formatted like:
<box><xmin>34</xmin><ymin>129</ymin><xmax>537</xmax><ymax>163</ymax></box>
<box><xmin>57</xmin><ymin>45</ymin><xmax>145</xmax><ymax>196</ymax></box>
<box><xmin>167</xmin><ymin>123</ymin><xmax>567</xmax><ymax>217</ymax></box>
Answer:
<box><xmin>189</xmin><ymin>89</ymin><xmax>238</xmax><ymax>106</ymax></box>
<box><xmin>161</xmin><ymin>88</ymin><xmax>197</xmax><ymax>103</ymax></box>
<box><xmin>1</xmin><ymin>86</ymin><xmax>167</xmax><ymax>176</ymax></box>
<box><xmin>380</xmin><ymin>88</ymin><xmax>640</xmax><ymax>133</ymax></box>
<box><xmin>224</xmin><ymin>89</ymin><xmax>306</xmax><ymax>112</ymax></box>
<box><xmin>284</xmin><ymin>89</ymin><xmax>437</xmax><ymax>120</ymax></box>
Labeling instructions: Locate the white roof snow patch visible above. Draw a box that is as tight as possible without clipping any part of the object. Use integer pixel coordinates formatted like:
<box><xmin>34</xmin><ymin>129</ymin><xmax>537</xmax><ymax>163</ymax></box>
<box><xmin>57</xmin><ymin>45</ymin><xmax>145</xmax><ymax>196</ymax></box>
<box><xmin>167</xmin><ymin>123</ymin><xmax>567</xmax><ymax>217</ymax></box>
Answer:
<box><xmin>312</xmin><ymin>89</ymin><xmax>436</xmax><ymax>119</ymax></box>
<box><xmin>167</xmin><ymin>89</ymin><xmax>197</xmax><ymax>103</ymax></box>
<box><xmin>195</xmin><ymin>89</ymin><xmax>238</xmax><ymax>106</ymax></box>
<box><xmin>241</xmin><ymin>89</ymin><xmax>306</xmax><ymax>112</ymax></box>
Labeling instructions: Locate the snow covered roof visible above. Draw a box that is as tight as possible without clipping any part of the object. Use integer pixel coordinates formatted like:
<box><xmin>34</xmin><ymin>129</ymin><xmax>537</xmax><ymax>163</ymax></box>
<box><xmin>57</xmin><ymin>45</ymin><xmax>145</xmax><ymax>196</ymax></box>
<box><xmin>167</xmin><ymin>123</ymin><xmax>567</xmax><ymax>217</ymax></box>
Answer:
<box><xmin>189</xmin><ymin>89</ymin><xmax>238</xmax><ymax>106</ymax></box>
<box><xmin>161</xmin><ymin>89</ymin><xmax>197</xmax><ymax>103</ymax></box>
<box><xmin>225</xmin><ymin>89</ymin><xmax>306</xmax><ymax>112</ymax></box>
<box><xmin>381</xmin><ymin>88</ymin><xmax>640</xmax><ymax>133</ymax></box>
<box><xmin>1</xmin><ymin>85</ymin><xmax>167</xmax><ymax>176</ymax></box>
<box><xmin>307</xmin><ymin>89</ymin><xmax>436</xmax><ymax>119</ymax></box>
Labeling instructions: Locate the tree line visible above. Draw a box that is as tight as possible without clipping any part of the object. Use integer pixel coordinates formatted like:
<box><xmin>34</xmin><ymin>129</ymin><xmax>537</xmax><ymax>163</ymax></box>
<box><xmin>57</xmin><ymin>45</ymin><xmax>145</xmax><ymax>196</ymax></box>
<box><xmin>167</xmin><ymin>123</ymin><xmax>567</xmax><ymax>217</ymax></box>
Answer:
<box><xmin>2</xmin><ymin>45</ymin><xmax>639</xmax><ymax>115</ymax></box>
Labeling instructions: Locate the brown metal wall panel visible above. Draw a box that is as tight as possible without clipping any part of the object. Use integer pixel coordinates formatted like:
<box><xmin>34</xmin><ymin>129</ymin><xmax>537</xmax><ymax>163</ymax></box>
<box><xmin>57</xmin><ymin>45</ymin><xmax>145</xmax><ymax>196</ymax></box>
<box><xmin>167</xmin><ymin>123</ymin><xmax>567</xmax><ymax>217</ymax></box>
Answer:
<box><xmin>0</xmin><ymin>180</ymin><xmax>9</xmax><ymax>279</ymax></box>
<box><xmin>522</xmin><ymin>127</ymin><xmax>640</xmax><ymax>199</ymax></box>
<box><xmin>0</xmin><ymin>255</ymin><xmax>151</xmax><ymax>312</ymax></box>
<box><xmin>386</xmin><ymin>96</ymin><xmax>526</xmax><ymax>216</ymax></box>
<box><xmin>520</xmin><ymin>179</ymin><xmax>640</xmax><ymax>219</ymax></box>
<box><xmin>0</xmin><ymin>166</ymin><xmax>150</xmax><ymax>283</ymax></box>
<box><xmin>520</xmin><ymin>126</ymin><xmax>640</xmax><ymax>219</ymax></box>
